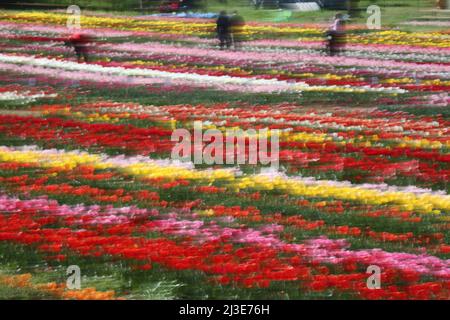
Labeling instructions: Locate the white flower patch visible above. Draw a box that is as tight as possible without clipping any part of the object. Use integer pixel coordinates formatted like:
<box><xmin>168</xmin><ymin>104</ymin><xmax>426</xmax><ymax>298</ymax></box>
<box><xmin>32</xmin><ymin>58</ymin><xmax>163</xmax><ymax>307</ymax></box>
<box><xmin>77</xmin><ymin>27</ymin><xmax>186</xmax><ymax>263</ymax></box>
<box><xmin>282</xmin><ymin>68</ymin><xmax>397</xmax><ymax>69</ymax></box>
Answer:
<box><xmin>0</xmin><ymin>90</ymin><xmax>58</xmax><ymax>104</ymax></box>
<box><xmin>0</xmin><ymin>54</ymin><xmax>408</xmax><ymax>94</ymax></box>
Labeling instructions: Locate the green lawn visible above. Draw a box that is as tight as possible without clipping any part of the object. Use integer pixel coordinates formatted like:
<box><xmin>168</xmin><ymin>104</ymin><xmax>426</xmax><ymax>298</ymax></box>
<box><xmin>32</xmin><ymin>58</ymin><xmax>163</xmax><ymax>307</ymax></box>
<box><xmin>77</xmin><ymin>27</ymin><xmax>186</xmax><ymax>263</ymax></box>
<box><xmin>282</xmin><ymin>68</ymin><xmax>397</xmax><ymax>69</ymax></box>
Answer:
<box><xmin>205</xmin><ymin>0</ymin><xmax>443</xmax><ymax>30</ymax></box>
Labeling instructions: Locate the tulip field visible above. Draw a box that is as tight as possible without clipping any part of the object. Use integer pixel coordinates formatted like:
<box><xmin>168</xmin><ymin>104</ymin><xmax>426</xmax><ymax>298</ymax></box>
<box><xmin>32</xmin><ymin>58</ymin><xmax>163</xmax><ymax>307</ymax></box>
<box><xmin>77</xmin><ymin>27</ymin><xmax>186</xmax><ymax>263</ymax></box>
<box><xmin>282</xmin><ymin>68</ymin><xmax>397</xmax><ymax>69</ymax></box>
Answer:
<box><xmin>0</xmin><ymin>10</ymin><xmax>449</xmax><ymax>300</ymax></box>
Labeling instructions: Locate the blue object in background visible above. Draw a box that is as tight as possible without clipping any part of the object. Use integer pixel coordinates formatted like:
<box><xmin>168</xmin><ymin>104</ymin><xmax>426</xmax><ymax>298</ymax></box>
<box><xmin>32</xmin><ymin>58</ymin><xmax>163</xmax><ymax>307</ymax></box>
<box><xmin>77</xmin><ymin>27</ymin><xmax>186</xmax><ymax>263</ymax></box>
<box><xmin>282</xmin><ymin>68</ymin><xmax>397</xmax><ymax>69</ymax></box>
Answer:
<box><xmin>316</xmin><ymin>0</ymin><xmax>348</xmax><ymax>9</ymax></box>
<box><xmin>148</xmin><ymin>12</ymin><xmax>218</xmax><ymax>19</ymax></box>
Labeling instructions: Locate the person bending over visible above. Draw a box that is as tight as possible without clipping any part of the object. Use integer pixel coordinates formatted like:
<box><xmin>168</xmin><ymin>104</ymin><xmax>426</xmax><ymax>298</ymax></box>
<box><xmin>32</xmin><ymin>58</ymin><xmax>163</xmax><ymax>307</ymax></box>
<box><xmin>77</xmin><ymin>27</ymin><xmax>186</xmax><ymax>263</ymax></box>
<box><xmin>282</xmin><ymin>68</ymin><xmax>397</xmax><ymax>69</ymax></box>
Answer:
<box><xmin>65</xmin><ymin>33</ymin><xmax>92</xmax><ymax>63</ymax></box>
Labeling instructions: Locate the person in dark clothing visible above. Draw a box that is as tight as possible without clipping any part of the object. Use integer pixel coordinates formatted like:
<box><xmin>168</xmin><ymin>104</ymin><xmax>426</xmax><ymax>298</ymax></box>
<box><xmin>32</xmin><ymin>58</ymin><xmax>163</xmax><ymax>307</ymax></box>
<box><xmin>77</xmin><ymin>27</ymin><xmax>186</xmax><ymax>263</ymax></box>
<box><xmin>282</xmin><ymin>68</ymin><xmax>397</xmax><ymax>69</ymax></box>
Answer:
<box><xmin>326</xmin><ymin>13</ymin><xmax>346</xmax><ymax>56</ymax></box>
<box><xmin>253</xmin><ymin>0</ymin><xmax>264</xmax><ymax>9</ymax></box>
<box><xmin>230</xmin><ymin>10</ymin><xmax>245</xmax><ymax>50</ymax></box>
<box><xmin>65</xmin><ymin>33</ymin><xmax>92</xmax><ymax>63</ymax></box>
<box><xmin>216</xmin><ymin>11</ymin><xmax>231</xmax><ymax>50</ymax></box>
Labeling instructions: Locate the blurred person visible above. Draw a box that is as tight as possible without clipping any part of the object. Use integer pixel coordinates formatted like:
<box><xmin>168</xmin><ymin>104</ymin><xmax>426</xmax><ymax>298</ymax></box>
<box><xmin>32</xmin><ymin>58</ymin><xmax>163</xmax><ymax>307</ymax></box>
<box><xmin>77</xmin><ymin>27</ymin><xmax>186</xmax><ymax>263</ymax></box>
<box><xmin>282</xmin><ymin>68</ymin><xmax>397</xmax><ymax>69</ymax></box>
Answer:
<box><xmin>437</xmin><ymin>0</ymin><xmax>447</xmax><ymax>9</ymax></box>
<box><xmin>253</xmin><ymin>0</ymin><xmax>264</xmax><ymax>9</ymax></box>
<box><xmin>326</xmin><ymin>13</ymin><xmax>346</xmax><ymax>56</ymax></box>
<box><xmin>65</xmin><ymin>33</ymin><xmax>93</xmax><ymax>63</ymax></box>
<box><xmin>159</xmin><ymin>0</ymin><xmax>181</xmax><ymax>13</ymax></box>
<box><xmin>230</xmin><ymin>10</ymin><xmax>246</xmax><ymax>50</ymax></box>
<box><xmin>216</xmin><ymin>11</ymin><xmax>231</xmax><ymax>50</ymax></box>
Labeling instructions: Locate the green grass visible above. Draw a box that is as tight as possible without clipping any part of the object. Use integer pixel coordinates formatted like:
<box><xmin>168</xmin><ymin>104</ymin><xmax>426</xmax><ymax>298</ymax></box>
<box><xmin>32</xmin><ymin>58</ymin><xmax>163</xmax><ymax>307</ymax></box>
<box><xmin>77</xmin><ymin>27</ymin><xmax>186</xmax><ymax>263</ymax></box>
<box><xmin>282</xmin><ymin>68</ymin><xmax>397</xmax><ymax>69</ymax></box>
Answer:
<box><xmin>205</xmin><ymin>0</ymin><xmax>443</xmax><ymax>30</ymax></box>
<box><xmin>0</xmin><ymin>284</ymin><xmax>56</xmax><ymax>300</ymax></box>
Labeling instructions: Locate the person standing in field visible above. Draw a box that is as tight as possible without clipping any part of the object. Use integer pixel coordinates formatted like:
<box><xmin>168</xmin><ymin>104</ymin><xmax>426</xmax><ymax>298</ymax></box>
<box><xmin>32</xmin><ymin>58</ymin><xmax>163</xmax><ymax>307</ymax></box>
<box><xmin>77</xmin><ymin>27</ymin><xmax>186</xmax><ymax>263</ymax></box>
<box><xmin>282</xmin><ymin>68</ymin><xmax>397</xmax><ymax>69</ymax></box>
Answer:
<box><xmin>230</xmin><ymin>10</ymin><xmax>246</xmax><ymax>50</ymax></box>
<box><xmin>216</xmin><ymin>11</ymin><xmax>231</xmax><ymax>50</ymax></box>
<box><xmin>326</xmin><ymin>13</ymin><xmax>346</xmax><ymax>56</ymax></box>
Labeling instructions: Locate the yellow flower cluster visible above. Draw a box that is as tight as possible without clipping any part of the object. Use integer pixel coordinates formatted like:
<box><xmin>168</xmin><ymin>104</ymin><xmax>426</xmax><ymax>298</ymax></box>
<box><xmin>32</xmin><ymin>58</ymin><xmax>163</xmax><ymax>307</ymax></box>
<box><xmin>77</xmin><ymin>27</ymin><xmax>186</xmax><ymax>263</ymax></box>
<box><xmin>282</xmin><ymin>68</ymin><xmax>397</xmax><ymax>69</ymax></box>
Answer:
<box><xmin>1</xmin><ymin>147</ymin><xmax>449</xmax><ymax>214</ymax></box>
<box><xmin>0</xmin><ymin>12</ymin><xmax>322</xmax><ymax>37</ymax></box>
<box><xmin>122</xmin><ymin>162</ymin><xmax>234</xmax><ymax>182</ymax></box>
<box><xmin>0</xmin><ymin>11</ymin><xmax>214</xmax><ymax>35</ymax></box>
<box><xmin>382</xmin><ymin>78</ymin><xmax>415</xmax><ymax>84</ymax></box>
<box><xmin>322</xmin><ymin>74</ymin><xmax>361</xmax><ymax>81</ymax></box>
<box><xmin>398</xmin><ymin>137</ymin><xmax>449</xmax><ymax>150</ymax></box>
<box><xmin>45</xmin><ymin>108</ymin><xmax>120</xmax><ymax>123</ymax></box>
<box><xmin>422</xmin><ymin>79</ymin><xmax>450</xmax><ymax>86</ymax></box>
<box><xmin>347</xmin><ymin>30</ymin><xmax>450</xmax><ymax>48</ymax></box>
<box><xmin>279</xmin><ymin>126</ymin><xmax>449</xmax><ymax>150</ymax></box>
<box><xmin>0</xmin><ymin>147</ymin><xmax>235</xmax><ymax>181</ymax></box>
<box><xmin>0</xmin><ymin>147</ymin><xmax>104</xmax><ymax>170</ymax></box>
<box><xmin>2</xmin><ymin>12</ymin><xmax>449</xmax><ymax>46</ymax></box>
<box><xmin>231</xmin><ymin>175</ymin><xmax>449</xmax><ymax>214</ymax></box>
<box><xmin>42</xmin><ymin>107</ymin><xmax>178</xmax><ymax>128</ymax></box>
